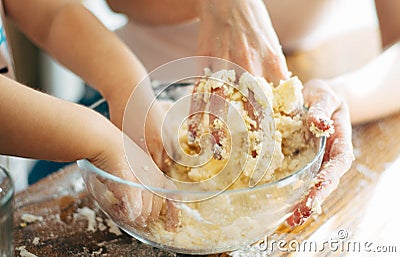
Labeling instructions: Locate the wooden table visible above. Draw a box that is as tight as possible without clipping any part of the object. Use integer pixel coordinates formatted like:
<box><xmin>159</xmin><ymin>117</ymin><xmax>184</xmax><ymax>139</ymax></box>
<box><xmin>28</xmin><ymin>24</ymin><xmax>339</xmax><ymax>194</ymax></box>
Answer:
<box><xmin>13</xmin><ymin>28</ymin><xmax>400</xmax><ymax>256</ymax></box>
<box><xmin>13</xmin><ymin>111</ymin><xmax>400</xmax><ymax>257</ymax></box>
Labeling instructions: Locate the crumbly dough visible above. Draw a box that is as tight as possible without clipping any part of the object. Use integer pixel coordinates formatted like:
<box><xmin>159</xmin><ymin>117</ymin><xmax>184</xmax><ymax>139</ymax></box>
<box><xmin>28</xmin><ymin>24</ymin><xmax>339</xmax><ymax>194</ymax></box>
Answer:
<box><xmin>167</xmin><ymin>71</ymin><xmax>315</xmax><ymax>189</ymax></box>
<box><xmin>145</xmin><ymin>70</ymin><xmax>322</xmax><ymax>251</ymax></box>
<box><xmin>21</xmin><ymin>213</ymin><xmax>43</xmax><ymax>224</ymax></box>
<box><xmin>309</xmin><ymin>121</ymin><xmax>335</xmax><ymax>137</ymax></box>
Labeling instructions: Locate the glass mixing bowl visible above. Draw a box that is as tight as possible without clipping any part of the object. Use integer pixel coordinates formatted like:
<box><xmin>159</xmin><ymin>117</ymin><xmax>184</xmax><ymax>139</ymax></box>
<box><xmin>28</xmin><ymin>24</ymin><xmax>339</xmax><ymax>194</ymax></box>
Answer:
<box><xmin>78</xmin><ymin>56</ymin><xmax>326</xmax><ymax>254</ymax></box>
<box><xmin>78</xmin><ymin>94</ymin><xmax>326</xmax><ymax>255</ymax></box>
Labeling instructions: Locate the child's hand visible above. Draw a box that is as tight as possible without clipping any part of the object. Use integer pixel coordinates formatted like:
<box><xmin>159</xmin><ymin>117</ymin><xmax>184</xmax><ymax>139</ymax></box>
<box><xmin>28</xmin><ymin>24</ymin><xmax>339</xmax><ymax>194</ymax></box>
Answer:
<box><xmin>87</xmin><ymin>130</ymin><xmax>179</xmax><ymax>230</ymax></box>
<box><xmin>108</xmin><ymin>79</ymin><xmax>175</xmax><ymax>172</ymax></box>
<box><xmin>0</xmin><ymin>75</ymin><xmax>178</xmax><ymax>229</ymax></box>
<box><xmin>286</xmin><ymin>79</ymin><xmax>354</xmax><ymax>226</ymax></box>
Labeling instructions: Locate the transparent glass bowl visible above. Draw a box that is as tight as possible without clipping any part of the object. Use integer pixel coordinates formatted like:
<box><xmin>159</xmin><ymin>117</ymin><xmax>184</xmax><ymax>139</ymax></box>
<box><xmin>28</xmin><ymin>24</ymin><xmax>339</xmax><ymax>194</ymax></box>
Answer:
<box><xmin>77</xmin><ymin>94</ymin><xmax>326</xmax><ymax>255</ymax></box>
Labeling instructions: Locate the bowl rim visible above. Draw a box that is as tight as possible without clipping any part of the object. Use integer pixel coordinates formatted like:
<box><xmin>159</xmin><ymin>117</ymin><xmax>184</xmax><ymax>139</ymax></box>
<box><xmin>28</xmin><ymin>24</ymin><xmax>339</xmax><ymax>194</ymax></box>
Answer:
<box><xmin>0</xmin><ymin>165</ymin><xmax>15</xmax><ymax>207</ymax></box>
<box><xmin>77</xmin><ymin>135</ymin><xmax>326</xmax><ymax>195</ymax></box>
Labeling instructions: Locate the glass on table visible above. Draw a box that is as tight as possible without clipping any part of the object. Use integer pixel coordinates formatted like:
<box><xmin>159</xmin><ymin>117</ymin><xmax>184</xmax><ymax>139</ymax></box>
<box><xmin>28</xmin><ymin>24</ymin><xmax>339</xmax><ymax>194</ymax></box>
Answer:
<box><xmin>0</xmin><ymin>164</ymin><xmax>14</xmax><ymax>257</ymax></box>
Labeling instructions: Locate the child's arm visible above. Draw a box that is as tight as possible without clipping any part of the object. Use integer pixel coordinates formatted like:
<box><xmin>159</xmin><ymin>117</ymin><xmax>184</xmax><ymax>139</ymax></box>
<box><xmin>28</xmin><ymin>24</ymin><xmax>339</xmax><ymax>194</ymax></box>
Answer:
<box><xmin>0</xmin><ymin>75</ymin><xmax>116</xmax><ymax>162</ymax></box>
<box><xmin>3</xmin><ymin>0</ymin><xmax>149</xmax><ymax>128</ymax></box>
<box><xmin>0</xmin><ymin>74</ymin><xmax>174</xmax><ymax>225</ymax></box>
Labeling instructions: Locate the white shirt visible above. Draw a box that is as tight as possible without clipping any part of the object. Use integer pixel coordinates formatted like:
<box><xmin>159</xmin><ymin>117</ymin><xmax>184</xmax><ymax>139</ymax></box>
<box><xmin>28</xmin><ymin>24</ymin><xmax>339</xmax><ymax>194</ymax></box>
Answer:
<box><xmin>114</xmin><ymin>0</ymin><xmax>376</xmax><ymax>73</ymax></box>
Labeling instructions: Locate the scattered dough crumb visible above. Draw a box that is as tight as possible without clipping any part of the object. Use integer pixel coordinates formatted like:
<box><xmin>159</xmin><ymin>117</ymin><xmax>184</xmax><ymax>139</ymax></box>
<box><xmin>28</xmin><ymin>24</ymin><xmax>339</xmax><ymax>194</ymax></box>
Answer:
<box><xmin>91</xmin><ymin>247</ymin><xmax>103</xmax><ymax>256</ymax></box>
<box><xmin>21</xmin><ymin>214</ymin><xmax>43</xmax><ymax>224</ymax></box>
<box><xmin>309</xmin><ymin>121</ymin><xmax>334</xmax><ymax>137</ymax></box>
<box><xmin>32</xmin><ymin>237</ymin><xmax>40</xmax><ymax>246</ymax></box>
<box><xmin>105</xmin><ymin>218</ymin><xmax>122</xmax><ymax>236</ymax></box>
<box><xmin>74</xmin><ymin>207</ymin><xmax>97</xmax><ymax>232</ymax></box>
<box><xmin>98</xmin><ymin>222</ymin><xmax>107</xmax><ymax>232</ymax></box>
<box><xmin>17</xmin><ymin>246</ymin><xmax>38</xmax><ymax>257</ymax></box>
<box><xmin>312</xmin><ymin>198</ymin><xmax>322</xmax><ymax>215</ymax></box>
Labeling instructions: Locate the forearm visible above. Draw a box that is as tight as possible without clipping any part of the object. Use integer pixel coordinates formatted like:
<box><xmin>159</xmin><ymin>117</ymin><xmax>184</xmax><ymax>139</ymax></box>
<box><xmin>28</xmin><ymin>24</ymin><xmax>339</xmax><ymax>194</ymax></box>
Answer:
<box><xmin>327</xmin><ymin>41</ymin><xmax>400</xmax><ymax>124</ymax></box>
<box><xmin>4</xmin><ymin>0</ymin><xmax>147</xmax><ymax>126</ymax></box>
<box><xmin>105</xmin><ymin>0</ymin><xmax>270</xmax><ymax>27</ymax></box>
<box><xmin>0</xmin><ymin>75</ymin><xmax>119</xmax><ymax>162</ymax></box>
<box><xmin>106</xmin><ymin>0</ymin><xmax>199</xmax><ymax>26</ymax></box>
<box><xmin>197</xmin><ymin>0</ymin><xmax>267</xmax><ymax>20</ymax></box>
<box><xmin>375</xmin><ymin>0</ymin><xmax>400</xmax><ymax>48</ymax></box>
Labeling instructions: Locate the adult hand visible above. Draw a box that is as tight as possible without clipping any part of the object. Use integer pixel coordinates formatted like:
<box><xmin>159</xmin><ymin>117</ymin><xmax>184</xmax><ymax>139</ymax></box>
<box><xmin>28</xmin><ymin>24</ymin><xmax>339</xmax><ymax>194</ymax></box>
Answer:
<box><xmin>189</xmin><ymin>0</ymin><xmax>289</xmax><ymax>159</ymax></box>
<box><xmin>286</xmin><ymin>79</ymin><xmax>354</xmax><ymax>226</ymax></box>
<box><xmin>197</xmin><ymin>0</ymin><xmax>289</xmax><ymax>82</ymax></box>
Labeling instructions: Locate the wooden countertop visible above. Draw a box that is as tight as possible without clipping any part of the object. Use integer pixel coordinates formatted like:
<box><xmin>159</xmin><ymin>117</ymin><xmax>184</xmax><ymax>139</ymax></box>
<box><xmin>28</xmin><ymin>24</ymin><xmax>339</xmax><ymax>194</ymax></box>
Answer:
<box><xmin>13</xmin><ymin>27</ymin><xmax>400</xmax><ymax>256</ymax></box>
<box><xmin>13</xmin><ymin>111</ymin><xmax>400</xmax><ymax>257</ymax></box>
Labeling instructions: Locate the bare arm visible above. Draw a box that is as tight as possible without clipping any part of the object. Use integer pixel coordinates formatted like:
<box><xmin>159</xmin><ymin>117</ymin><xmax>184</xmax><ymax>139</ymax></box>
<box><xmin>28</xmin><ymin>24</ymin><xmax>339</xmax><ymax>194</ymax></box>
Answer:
<box><xmin>0</xmin><ymin>75</ymin><xmax>177</xmax><ymax>225</ymax></box>
<box><xmin>3</xmin><ymin>0</ymin><xmax>149</xmax><ymax>128</ymax></box>
<box><xmin>323</xmin><ymin>0</ymin><xmax>400</xmax><ymax>124</ymax></box>
<box><xmin>287</xmin><ymin>1</ymin><xmax>400</xmax><ymax>223</ymax></box>
<box><xmin>106</xmin><ymin>0</ymin><xmax>198</xmax><ymax>25</ymax></box>
<box><xmin>106</xmin><ymin>0</ymin><xmax>288</xmax><ymax>81</ymax></box>
<box><xmin>328</xmin><ymin>42</ymin><xmax>400</xmax><ymax>124</ymax></box>
<box><xmin>0</xmin><ymin>75</ymin><xmax>118</xmax><ymax>163</ymax></box>
<box><xmin>375</xmin><ymin>0</ymin><xmax>400</xmax><ymax>48</ymax></box>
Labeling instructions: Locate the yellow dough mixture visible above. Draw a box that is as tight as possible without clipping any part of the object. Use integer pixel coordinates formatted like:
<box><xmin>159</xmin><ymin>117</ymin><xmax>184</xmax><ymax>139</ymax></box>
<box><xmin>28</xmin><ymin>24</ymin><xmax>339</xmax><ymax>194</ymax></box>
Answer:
<box><xmin>166</xmin><ymin>70</ymin><xmax>317</xmax><ymax>190</ymax></box>
<box><xmin>144</xmin><ymin>70</ymin><xmax>323</xmax><ymax>251</ymax></box>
